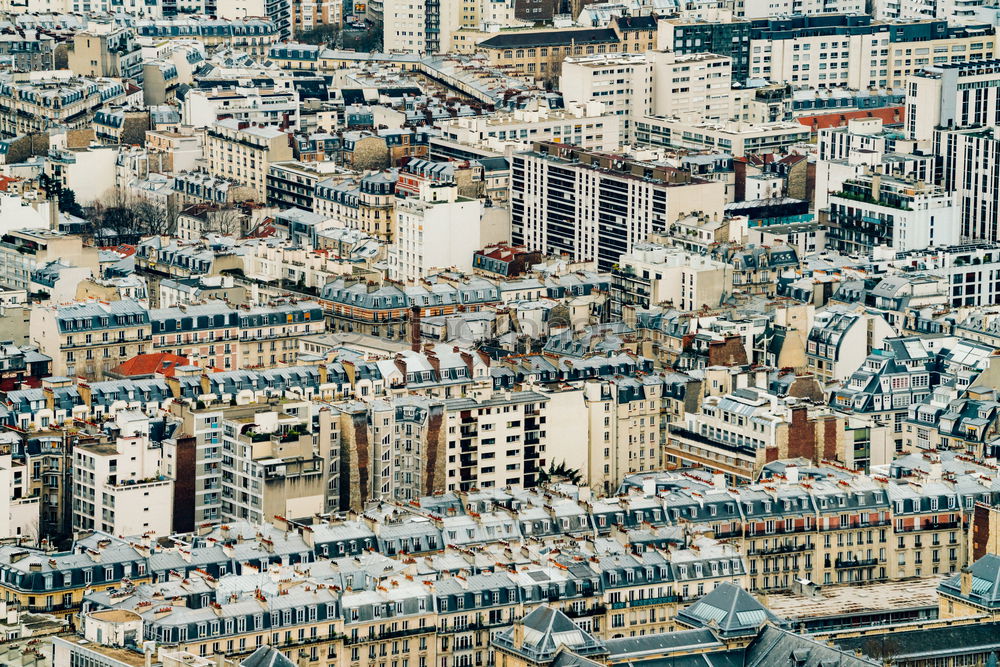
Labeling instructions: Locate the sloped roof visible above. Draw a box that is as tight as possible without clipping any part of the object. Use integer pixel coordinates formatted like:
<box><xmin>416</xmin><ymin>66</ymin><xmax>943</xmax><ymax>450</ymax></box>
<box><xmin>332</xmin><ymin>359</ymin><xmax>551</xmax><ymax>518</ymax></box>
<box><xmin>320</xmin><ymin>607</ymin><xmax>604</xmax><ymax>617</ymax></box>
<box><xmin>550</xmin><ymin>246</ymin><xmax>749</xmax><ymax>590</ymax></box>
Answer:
<box><xmin>240</xmin><ymin>645</ymin><xmax>296</xmax><ymax>667</ymax></box>
<box><xmin>796</xmin><ymin>107</ymin><xmax>903</xmax><ymax>132</ymax></box>
<box><xmin>494</xmin><ymin>605</ymin><xmax>607</xmax><ymax>661</ymax></box>
<box><xmin>940</xmin><ymin>554</ymin><xmax>1000</xmax><ymax>608</ymax></box>
<box><xmin>111</xmin><ymin>353</ymin><xmax>190</xmax><ymax>378</ymax></box>
<box><xmin>676</xmin><ymin>583</ymin><xmax>784</xmax><ymax>637</ymax></box>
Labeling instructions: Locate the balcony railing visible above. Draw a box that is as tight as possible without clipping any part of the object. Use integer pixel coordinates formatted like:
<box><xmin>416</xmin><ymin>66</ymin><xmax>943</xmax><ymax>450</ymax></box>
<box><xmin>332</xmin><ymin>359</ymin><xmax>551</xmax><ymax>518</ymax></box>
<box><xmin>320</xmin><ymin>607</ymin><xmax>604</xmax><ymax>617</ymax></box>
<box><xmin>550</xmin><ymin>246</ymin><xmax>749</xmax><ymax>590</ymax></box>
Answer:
<box><xmin>834</xmin><ymin>558</ymin><xmax>879</xmax><ymax>569</ymax></box>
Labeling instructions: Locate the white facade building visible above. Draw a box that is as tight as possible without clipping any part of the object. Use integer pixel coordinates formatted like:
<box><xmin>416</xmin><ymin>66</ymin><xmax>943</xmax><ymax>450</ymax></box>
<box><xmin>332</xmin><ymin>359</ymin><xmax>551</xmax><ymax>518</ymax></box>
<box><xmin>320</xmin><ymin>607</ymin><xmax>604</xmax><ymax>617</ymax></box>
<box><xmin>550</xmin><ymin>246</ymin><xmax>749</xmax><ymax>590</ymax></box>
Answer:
<box><xmin>436</xmin><ymin>100</ymin><xmax>622</xmax><ymax>153</ymax></box>
<box><xmin>936</xmin><ymin>125</ymin><xmax>1000</xmax><ymax>242</ymax></box>
<box><xmin>383</xmin><ymin>0</ymin><xmax>462</xmax><ymax>54</ymax></box>
<box><xmin>389</xmin><ymin>183</ymin><xmax>482</xmax><ymax>282</ymax></box>
<box><xmin>182</xmin><ymin>87</ymin><xmax>301</xmax><ymax>130</ymax></box>
<box><xmin>72</xmin><ymin>411</ymin><xmax>174</xmax><ymax>537</ymax></box>
<box><xmin>560</xmin><ymin>51</ymin><xmax>732</xmax><ymax>140</ymax></box>
<box><xmin>906</xmin><ymin>60</ymin><xmax>1000</xmax><ymax>145</ymax></box>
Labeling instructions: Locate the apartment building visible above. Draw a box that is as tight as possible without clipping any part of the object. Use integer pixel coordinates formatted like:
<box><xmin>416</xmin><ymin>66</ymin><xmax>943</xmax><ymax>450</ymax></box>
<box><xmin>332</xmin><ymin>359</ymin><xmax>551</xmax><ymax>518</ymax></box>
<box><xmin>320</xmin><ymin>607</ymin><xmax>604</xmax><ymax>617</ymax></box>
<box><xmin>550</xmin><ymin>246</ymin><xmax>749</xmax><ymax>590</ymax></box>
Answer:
<box><xmin>443</xmin><ymin>391</ymin><xmax>547</xmax><ymax>492</ymax></box>
<box><xmin>0</xmin><ymin>30</ymin><xmax>55</xmax><ymax>71</ymax></box>
<box><xmin>905</xmin><ymin>385</ymin><xmax>1000</xmax><ymax>457</ymax></box>
<box><xmin>906</xmin><ymin>59</ymin><xmax>1000</xmax><ymax>144</ymax></box>
<box><xmin>611</xmin><ymin>243</ymin><xmax>732</xmax><ymax>317</ymax></box>
<box><xmin>383</xmin><ymin>0</ymin><xmax>462</xmax><ymax>54</ymax></box>
<box><xmin>150</xmin><ymin>300</ymin><xmax>325</xmax><ymax>370</ymax></box>
<box><xmin>315</xmin><ymin>171</ymin><xmax>396</xmax><ymax>241</ymax></box>
<box><xmin>559</xmin><ymin>51</ymin><xmax>732</xmax><ymax>140</ymax></box>
<box><xmin>267</xmin><ymin>160</ymin><xmax>352</xmax><ymax>212</ymax></box>
<box><xmin>183</xmin><ymin>86</ymin><xmax>301</xmax><ymax>130</ymax></box>
<box><xmin>205</xmin><ymin>118</ymin><xmax>294</xmax><ymax>201</ymax></box>
<box><xmin>0</xmin><ymin>73</ymin><xmax>127</xmax><ymax>136</ymax></box>
<box><xmin>477</xmin><ymin>17</ymin><xmax>657</xmax><ymax>82</ymax></box>
<box><xmin>815</xmin><ymin>117</ymin><xmax>933</xmax><ymax>213</ymax></box>
<box><xmin>134</xmin><ymin>17</ymin><xmax>281</xmax><ymax>56</ymax></box>
<box><xmin>216</xmin><ymin>0</ymin><xmax>291</xmax><ymax>38</ymax></box>
<box><xmin>827</xmin><ymin>173</ymin><xmax>959</xmax><ymax>254</ymax></box>
<box><xmin>66</xmin><ymin>26</ymin><xmax>142</xmax><ymax>81</ymax></box>
<box><xmin>0</xmin><ymin>230</ymin><xmax>99</xmax><ymax>291</ymax></box>
<box><xmin>741</xmin><ymin>0</ymin><xmax>863</xmax><ymax>17</ymax></box>
<box><xmin>219</xmin><ymin>407</ymin><xmax>333</xmax><ymax>523</ymax></box>
<box><xmin>436</xmin><ymin>101</ymin><xmax>622</xmax><ymax>153</ymax></box>
<box><xmin>388</xmin><ymin>182</ymin><xmax>482</xmax><ymax>283</ymax></box>
<box><xmin>71</xmin><ymin>411</ymin><xmax>174</xmax><ymax>536</ymax></box>
<box><xmin>806</xmin><ymin>307</ymin><xmax>895</xmax><ymax>383</ymax></box>
<box><xmin>935</xmin><ymin>126</ymin><xmax>1000</xmax><ymax>242</ymax></box>
<box><xmin>510</xmin><ymin>142</ymin><xmax>724</xmax><ymax>271</ymax></box>
<box><xmin>31</xmin><ymin>300</ymin><xmax>151</xmax><ymax>380</ymax></box>
<box><xmin>320</xmin><ymin>277</ymin><xmax>501</xmax><ymax>340</ymax></box>
<box><xmin>657</xmin><ymin>18</ymin><xmax>752</xmax><ymax>82</ymax></box>
<box><xmin>833</xmin><ymin>335</ymin><xmax>997</xmax><ymax>450</ymax></box>
<box><xmin>291</xmin><ymin>0</ymin><xmax>342</xmax><ymax>32</ymax></box>
<box><xmin>542</xmin><ymin>378</ymin><xmax>670</xmax><ymax>495</ymax></box>
<box><xmin>664</xmin><ymin>389</ymin><xmax>860</xmax><ymax>483</ymax></box>
<box><xmin>889</xmin><ymin>25</ymin><xmax>996</xmax><ymax>88</ymax></box>
<box><xmin>634</xmin><ymin>116</ymin><xmax>811</xmax><ymax>156</ymax></box>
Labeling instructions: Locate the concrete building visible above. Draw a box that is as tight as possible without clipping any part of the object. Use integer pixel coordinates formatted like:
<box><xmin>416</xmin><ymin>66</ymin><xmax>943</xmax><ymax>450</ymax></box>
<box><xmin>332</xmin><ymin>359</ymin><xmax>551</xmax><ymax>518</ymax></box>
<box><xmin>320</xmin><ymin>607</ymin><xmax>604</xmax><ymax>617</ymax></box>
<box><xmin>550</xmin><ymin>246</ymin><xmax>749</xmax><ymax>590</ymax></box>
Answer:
<box><xmin>216</xmin><ymin>0</ymin><xmax>291</xmax><ymax>38</ymax></box>
<box><xmin>633</xmin><ymin>117</ymin><xmax>810</xmax><ymax>157</ymax></box>
<box><xmin>827</xmin><ymin>173</ymin><xmax>959</xmax><ymax>254</ymax></box>
<box><xmin>906</xmin><ymin>59</ymin><xmax>1000</xmax><ymax>144</ymax></box>
<box><xmin>205</xmin><ymin>119</ymin><xmax>294</xmax><ymax>201</ymax></box>
<box><xmin>383</xmin><ymin>0</ymin><xmax>462</xmax><ymax>54</ymax></box>
<box><xmin>291</xmin><ymin>0</ymin><xmax>342</xmax><ymax>32</ymax></box>
<box><xmin>436</xmin><ymin>100</ymin><xmax>622</xmax><ymax>153</ymax></box>
<box><xmin>72</xmin><ymin>411</ymin><xmax>174</xmax><ymax>537</ymax></box>
<box><xmin>182</xmin><ymin>86</ymin><xmax>301</xmax><ymax>130</ymax></box>
<box><xmin>560</xmin><ymin>51</ymin><xmax>732</xmax><ymax>139</ymax></box>
<box><xmin>443</xmin><ymin>390</ymin><xmax>548</xmax><ymax>491</ymax></box>
<box><xmin>510</xmin><ymin>142</ymin><xmax>725</xmax><ymax>270</ymax></box>
<box><xmin>611</xmin><ymin>243</ymin><xmax>733</xmax><ymax>317</ymax></box>
<box><xmin>749</xmin><ymin>16</ymin><xmax>996</xmax><ymax>91</ymax></box>
<box><xmin>388</xmin><ymin>182</ymin><xmax>482</xmax><ymax>283</ymax></box>
<box><xmin>658</xmin><ymin>17</ymin><xmax>752</xmax><ymax>82</ymax></box>
<box><xmin>218</xmin><ymin>406</ymin><xmax>331</xmax><ymax>523</ymax></box>
<box><xmin>935</xmin><ymin>125</ymin><xmax>1000</xmax><ymax>242</ymax></box>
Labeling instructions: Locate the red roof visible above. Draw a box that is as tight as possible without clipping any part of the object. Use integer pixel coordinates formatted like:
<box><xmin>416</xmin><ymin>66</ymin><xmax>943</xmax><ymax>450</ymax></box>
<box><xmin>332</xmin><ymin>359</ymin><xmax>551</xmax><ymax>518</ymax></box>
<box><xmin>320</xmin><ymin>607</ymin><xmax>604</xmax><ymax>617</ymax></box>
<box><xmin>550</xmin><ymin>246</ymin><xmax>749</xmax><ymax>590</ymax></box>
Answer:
<box><xmin>796</xmin><ymin>107</ymin><xmax>903</xmax><ymax>132</ymax></box>
<box><xmin>112</xmin><ymin>353</ymin><xmax>190</xmax><ymax>378</ymax></box>
<box><xmin>100</xmin><ymin>244</ymin><xmax>137</xmax><ymax>257</ymax></box>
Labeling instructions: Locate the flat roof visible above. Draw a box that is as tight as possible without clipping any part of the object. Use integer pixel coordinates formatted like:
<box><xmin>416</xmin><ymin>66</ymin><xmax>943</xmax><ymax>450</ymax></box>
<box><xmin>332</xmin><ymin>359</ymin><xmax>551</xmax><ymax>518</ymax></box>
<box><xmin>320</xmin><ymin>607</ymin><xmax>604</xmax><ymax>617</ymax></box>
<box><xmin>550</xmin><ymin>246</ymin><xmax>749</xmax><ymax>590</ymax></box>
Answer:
<box><xmin>767</xmin><ymin>576</ymin><xmax>944</xmax><ymax>621</ymax></box>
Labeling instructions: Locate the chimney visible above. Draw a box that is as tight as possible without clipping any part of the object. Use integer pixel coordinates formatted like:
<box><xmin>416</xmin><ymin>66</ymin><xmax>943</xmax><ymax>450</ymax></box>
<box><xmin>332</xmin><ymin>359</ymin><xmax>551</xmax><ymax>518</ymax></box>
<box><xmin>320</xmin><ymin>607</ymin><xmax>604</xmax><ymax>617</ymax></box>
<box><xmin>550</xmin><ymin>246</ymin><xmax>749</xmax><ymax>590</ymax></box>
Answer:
<box><xmin>409</xmin><ymin>305</ymin><xmax>421</xmax><ymax>351</ymax></box>
<box><xmin>961</xmin><ymin>566</ymin><xmax>972</xmax><ymax>596</ymax></box>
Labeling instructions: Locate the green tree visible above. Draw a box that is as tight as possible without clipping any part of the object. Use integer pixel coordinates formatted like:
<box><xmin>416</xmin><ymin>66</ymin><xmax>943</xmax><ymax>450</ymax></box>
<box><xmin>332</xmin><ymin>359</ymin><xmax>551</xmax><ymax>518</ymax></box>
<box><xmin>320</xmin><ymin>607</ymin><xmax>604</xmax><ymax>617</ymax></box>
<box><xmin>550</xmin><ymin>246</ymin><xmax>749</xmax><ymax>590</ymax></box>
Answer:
<box><xmin>537</xmin><ymin>461</ymin><xmax>584</xmax><ymax>486</ymax></box>
<box><xmin>295</xmin><ymin>24</ymin><xmax>340</xmax><ymax>45</ymax></box>
<box><xmin>58</xmin><ymin>187</ymin><xmax>84</xmax><ymax>218</ymax></box>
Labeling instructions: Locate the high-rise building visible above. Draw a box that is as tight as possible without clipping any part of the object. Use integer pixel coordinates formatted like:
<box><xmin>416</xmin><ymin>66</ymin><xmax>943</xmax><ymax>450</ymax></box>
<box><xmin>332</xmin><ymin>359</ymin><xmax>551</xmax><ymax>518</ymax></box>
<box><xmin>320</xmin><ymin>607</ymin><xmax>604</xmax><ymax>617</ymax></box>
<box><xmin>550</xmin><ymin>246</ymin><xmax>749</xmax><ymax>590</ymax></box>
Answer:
<box><xmin>936</xmin><ymin>125</ymin><xmax>1000</xmax><ymax>241</ymax></box>
<box><xmin>906</xmin><ymin>59</ymin><xmax>1000</xmax><ymax>144</ymax></box>
<box><xmin>510</xmin><ymin>142</ymin><xmax>725</xmax><ymax>270</ymax></box>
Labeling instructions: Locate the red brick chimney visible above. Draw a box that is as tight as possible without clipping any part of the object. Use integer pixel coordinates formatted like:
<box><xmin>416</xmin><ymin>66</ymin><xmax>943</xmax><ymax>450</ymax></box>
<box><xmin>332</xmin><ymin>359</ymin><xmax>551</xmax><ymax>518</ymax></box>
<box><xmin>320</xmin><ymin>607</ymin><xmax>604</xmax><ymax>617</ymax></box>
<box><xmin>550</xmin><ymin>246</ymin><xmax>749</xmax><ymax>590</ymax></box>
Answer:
<box><xmin>409</xmin><ymin>305</ymin><xmax>421</xmax><ymax>352</ymax></box>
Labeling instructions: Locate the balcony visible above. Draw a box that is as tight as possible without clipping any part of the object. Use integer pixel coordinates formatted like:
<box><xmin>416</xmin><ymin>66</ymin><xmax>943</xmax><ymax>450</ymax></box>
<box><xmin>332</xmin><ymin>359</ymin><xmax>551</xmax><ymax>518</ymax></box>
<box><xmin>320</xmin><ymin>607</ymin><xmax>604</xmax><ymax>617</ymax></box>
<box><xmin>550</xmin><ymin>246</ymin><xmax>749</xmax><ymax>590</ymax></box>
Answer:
<box><xmin>345</xmin><ymin>626</ymin><xmax>433</xmax><ymax>645</ymax></box>
<box><xmin>834</xmin><ymin>558</ymin><xmax>879</xmax><ymax>569</ymax></box>
<box><xmin>748</xmin><ymin>542</ymin><xmax>808</xmax><ymax>556</ymax></box>
<box><xmin>565</xmin><ymin>605</ymin><xmax>606</xmax><ymax>618</ymax></box>
<box><xmin>611</xmin><ymin>595</ymin><xmax>681</xmax><ymax>609</ymax></box>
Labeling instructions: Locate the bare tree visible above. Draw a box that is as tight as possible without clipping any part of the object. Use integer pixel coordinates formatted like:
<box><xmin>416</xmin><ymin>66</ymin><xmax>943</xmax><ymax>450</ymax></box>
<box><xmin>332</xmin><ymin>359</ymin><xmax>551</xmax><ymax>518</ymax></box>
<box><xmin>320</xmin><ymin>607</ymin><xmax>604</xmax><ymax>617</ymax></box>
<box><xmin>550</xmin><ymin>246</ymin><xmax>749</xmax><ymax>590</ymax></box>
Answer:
<box><xmin>86</xmin><ymin>187</ymin><xmax>175</xmax><ymax>244</ymax></box>
<box><xmin>210</xmin><ymin>207</ymin><xmax>245</xmax><ymax>237</ymax></box>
